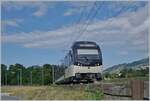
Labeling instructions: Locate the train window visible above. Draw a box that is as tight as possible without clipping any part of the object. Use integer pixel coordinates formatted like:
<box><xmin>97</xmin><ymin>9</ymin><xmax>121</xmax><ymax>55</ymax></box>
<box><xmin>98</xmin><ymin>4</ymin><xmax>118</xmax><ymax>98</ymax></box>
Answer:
<box><xmin>79</xmin><ymin>44</ymin><xmax>95</xmax><ymax>47</ymax></box>
<box><xmin>77</xmin><ymin>49</ymin><xmax>99</xmax><ymax>55</ymax></box>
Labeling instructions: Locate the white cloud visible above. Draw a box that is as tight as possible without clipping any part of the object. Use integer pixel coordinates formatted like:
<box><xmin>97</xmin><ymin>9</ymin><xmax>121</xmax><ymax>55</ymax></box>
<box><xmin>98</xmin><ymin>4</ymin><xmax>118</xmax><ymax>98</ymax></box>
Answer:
<box><xmin>2</xmin><ymin>3</ymin><xmax>149</xmax><ymax>55</ymax></box>
<box><xmin>2</xmin><ymin>1</ymin><xmax>56</xmax><ymax>17</ymax></box>
<box><xmin>33</xmin><ymin>5</ymin><xmax>48</xmax><ymax>17</ymax></box>
<box><xmin>64</xmin><ymin>8</ymin><xmax>81</xmax><ymax>16</ymax></box>
<box><xmin>2</xmin><ymin>19</ymin><xmax>23</xmax><ymax>27</ymax></box>
<box><xmin>63</xmin><ymin>1</ymin><xmax>147</xmax><ymax>17</ymax></box>
<box><xmin>119</xmin><ymin>51</ymin><xmax>129</xmax><ymax>56</ymax></box>
<box><xmin>2</xmin><ymin>20</ymin><xmax>18</xmax><ymax>27</ymax></box>
<box><xmin>63</xmin><ymin>2</ymin><xmax>95</xmax><ymax>16</ymax></box>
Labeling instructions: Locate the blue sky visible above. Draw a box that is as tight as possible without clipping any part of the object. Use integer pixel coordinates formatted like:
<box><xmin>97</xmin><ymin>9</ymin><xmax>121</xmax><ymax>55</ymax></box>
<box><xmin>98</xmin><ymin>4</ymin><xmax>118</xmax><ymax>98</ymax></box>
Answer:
<box><xmin>1</xmin><ymin>1</ymin><xmax>149</xmax><ymax>68</ymax></box>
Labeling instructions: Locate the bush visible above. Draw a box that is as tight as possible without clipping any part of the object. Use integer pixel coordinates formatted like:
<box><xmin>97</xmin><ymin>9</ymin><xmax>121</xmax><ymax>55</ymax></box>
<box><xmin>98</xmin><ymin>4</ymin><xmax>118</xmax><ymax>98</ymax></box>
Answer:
<box><xmin>86</xmin><ymin>90</ymin><xmax>104</xmax><ymax>100</ymax></box>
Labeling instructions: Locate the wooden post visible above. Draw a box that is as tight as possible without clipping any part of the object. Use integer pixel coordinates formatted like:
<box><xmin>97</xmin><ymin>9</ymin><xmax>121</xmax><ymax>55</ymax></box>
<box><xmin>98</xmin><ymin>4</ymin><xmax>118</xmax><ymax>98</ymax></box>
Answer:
<box><xmin>131</xmin><ymin>80</ymin><xmax>144</xmax><ymax>100</ymax></box>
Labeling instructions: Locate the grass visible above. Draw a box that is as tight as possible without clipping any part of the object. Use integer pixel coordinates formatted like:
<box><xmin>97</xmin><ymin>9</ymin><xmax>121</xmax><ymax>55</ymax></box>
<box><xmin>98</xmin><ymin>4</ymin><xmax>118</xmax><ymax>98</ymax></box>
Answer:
<box><xmin>2</xmin><ymin>77</ymin><xmax>148</xmax><ymax>100</ymax></box>
<box><xmin>86</xmin><ymin>90</ymin><xmax>104</xmax><ymax>100</ymax></box>
<box><xmin>102</xmin><ymin>76</ymin><xmax>149</xmax><ymax>84</ymax></box>
<box><xmin>1</xmin><ymin>85</ymin><xmax>104</xmax><ymax>100</ymax></box>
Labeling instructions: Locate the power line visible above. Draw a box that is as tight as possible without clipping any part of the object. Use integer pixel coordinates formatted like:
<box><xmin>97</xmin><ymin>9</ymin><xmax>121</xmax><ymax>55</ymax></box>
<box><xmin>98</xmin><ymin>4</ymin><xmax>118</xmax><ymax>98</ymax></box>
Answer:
<box><xmin>64</xmin><ymin>4</ymin><xmax>87</xmax><ymax>50</ymax></box>
<box><xmin>61</xmin><ymin>4</ymin><xmax>89</xmax><ymax>63</ymax></box>
<box><xmin>72</xmin><ymin>1</ymin><xmax>104</xmax><ymax>42</ymax></box>
<box><xmin>70</xmin><ymin>2</ymin><xmax>97</xmax><ymax>45</ymax></box>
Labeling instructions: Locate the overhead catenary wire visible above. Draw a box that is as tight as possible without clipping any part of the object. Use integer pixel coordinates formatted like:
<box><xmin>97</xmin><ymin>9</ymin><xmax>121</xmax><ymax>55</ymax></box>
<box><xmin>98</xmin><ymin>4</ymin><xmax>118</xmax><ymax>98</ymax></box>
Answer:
<box><xmin>68</xmin><ymin>2</ymin><xmax>97</xmax><ymax>48</ymax></box>
<box><xmin>72</xmin><ymin>2</ymin><xmax>97</xmax><ymax>40</ymax></box>
<box><xmin>60</xmin><ymin>3</ymin><xmax>91</xmax><ymax>63</ymax></box>
<box><xmin>72</xmin><ymin>1</ymin><xmax>104</xmax><ymax>43</ymax></box>
<box><xmin>61</xmin><ymin>2</ymin><xmax>97</xmax><ymax>53</ymax></box>
<box><xmin>63</xmin><ymin>3</ymin><xmax>88</xmax><ymax>52</ymax></box>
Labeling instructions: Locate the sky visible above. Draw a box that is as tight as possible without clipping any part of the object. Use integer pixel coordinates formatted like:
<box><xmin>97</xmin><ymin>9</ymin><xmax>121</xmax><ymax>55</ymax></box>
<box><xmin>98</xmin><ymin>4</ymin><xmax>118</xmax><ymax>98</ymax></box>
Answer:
<box><xmin>1</xmin><ymin>1</ymin><xmax>149</xmax><ymax>68</ymax></box>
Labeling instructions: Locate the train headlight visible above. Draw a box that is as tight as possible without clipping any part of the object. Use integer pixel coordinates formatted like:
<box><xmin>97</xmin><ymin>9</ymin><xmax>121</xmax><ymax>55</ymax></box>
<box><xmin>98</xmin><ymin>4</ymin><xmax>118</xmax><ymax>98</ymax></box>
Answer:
<box><xmin>75</xmin><ymin>73</ymin><xmax>80</xmax><ymax>78</ymax></box>
<box><xmin>97</xmin><ymin>63</ymin><xmax>99</xmax><ymax>66</ymax></box>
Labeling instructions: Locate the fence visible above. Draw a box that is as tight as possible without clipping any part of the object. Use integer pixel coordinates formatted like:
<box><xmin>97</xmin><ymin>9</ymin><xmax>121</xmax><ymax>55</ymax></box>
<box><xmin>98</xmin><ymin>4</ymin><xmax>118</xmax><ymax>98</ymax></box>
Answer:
<box><xmin>100</xmin><ymin>80</ymin><xmax>149</xmax><ymax>100</ymax></box>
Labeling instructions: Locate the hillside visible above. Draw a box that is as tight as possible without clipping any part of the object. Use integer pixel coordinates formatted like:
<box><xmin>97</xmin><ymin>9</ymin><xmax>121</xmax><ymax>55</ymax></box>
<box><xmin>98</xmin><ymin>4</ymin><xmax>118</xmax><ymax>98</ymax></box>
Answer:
<box><xmin>104</xmin><ymin>57</ymin><xmax>149</xmax><ymax>74</ymax></box>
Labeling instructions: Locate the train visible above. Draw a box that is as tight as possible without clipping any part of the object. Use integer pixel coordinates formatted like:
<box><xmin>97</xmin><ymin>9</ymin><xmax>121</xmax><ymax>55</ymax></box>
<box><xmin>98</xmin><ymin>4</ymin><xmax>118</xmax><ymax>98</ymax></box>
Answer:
<box><xmin>55</xmin><ymin>41</ymin><xmax>103</xmax><ymax>84</ymax></box>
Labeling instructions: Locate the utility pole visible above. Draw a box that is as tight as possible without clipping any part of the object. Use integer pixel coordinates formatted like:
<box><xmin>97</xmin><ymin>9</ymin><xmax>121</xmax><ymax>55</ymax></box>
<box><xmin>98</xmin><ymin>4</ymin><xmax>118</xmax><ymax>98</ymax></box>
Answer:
<box><xmin>20</xmin><ymin>69</ymin><xmax>22</xmax><ymax>86</ymax></box>
<box><xmin>10</xmin><ymin>71</ymin><xmax>15</xmax><ymax>85</ymax></box>
<box><xmin>42</xmin><ymin>68</ymin><xmax>44</xmax><ymax>85</ymax></box>
<box><xmin>52</xmin><ymin>66</ymin><xmax>55</xmax><ymax>84</ymax></box>
<box><xmin>5</xmin><ymin>70</ymin><xmax>7</xmax><ymax>86</ymax></box>
<box><xmin>30</xmin><ymin>71</ymin><xmax>32</xmax><ymax>85</ymax></box>
<box><xmin>18</xmin><ymin>69</ymin><xmax>22</xmax><ymax>86</ymax></box>
<box><xmin>17</xmin><ymin>72</ymin><xmax>19</xmax><ymax>85</ymax></box>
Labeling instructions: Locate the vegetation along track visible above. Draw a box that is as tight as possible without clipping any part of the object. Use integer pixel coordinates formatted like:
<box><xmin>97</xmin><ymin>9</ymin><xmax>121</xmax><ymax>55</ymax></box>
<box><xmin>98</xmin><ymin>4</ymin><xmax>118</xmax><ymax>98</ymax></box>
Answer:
<box><xmin>59</xmin><ymin>80</ymin><xmax>149</xmax><ymax>100</ymax></box>
<box><xmin>1</xmin><ymin>81</ymin><xmax>149</xmax><ymax>100</ymax></box>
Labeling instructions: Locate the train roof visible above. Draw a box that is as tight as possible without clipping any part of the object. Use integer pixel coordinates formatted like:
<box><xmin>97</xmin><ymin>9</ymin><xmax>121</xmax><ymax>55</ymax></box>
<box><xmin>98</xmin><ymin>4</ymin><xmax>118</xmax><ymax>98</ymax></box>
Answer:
<box><xmin>73</xmin><ymin>41</ymin><xmax>97</xmax><ymax>44</ymax></box>
<box><xmin>72</xmin><ymin>41</ymin><xmax>99</xmax><ymax>48</ymax></box>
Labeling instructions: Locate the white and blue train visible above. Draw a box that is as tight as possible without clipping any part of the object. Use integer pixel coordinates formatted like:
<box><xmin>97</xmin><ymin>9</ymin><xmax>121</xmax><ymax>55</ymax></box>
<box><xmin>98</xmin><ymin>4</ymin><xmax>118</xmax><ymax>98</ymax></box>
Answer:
<box><xmin>55</xmin><ymin>41</ymin><xmax>103</xmax><ymax>84</ymax></box>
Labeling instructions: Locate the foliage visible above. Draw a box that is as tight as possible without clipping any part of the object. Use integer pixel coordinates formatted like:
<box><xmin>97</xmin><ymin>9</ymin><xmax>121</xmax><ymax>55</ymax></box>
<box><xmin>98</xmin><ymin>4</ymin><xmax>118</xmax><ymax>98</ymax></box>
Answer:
<box><xmin>1</xmin><ymin>63</ymin><xmax>65</xmax><ymax>85</ymax></box>
<box><xmin>86</xmin><ymin>89</ymin><xmax>104</xmax><ymax>100</ymax></box>
<box><xmin>104</xmin><ymin>57</ymin><xmax>149</xmax><ymax>73</ymax></box>
<box><xmin>1</xmin><ymin>64</ymin><xmax>7</xmax><ymax>85</ymax></box>
<box><xmin>104</xmin><ymin>67</ymin><xmax>149</xmax><ymax>80</ymax></box>
<box><xmin>1</xmin><ymin>86</ymin><xmax>102</xmax><ymax>100</ymax></box>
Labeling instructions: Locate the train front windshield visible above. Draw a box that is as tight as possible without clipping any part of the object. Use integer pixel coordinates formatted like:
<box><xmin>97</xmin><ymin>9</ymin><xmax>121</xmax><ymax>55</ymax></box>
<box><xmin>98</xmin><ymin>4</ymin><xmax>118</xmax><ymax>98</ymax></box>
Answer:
<box><xmin>77</xmin><ymin>49</ymin><xmax>101</xmax><ymax>66</ymax></box>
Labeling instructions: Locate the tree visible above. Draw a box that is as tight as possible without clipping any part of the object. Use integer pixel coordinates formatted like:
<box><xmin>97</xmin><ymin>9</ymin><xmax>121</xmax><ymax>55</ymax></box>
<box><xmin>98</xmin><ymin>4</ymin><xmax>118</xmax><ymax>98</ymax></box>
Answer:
<box><xmin>7</xmin><ymin>63</ymin><xmax>26</xmax><ymax>85</ymax></box>
<box><xmin>0</xmin><ymin>64</ymin><xmax>67</xmax><ymax>85</ymax></box>
<box><xmin>104</xmin><ymin>72</ymin><xmax>111</xmax><ymax>78</ymax></box>
<box><xmin>1</xmin><ymin>64</ymin><xmax>7</xmax><ymax>85</ymax></box>
<box><xmin>43</xmin><ymin>64</ymin><xmax>53</xmax><ymax>85</ymax></box>
<box><xmin>120</xmin><ymin>68</ymin><xmax>128</xmax><ymax>78</ymax></box>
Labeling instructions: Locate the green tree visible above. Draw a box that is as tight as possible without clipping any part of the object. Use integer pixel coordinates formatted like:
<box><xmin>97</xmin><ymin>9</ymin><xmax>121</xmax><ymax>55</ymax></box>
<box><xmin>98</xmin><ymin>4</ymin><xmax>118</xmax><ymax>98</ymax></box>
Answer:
<box><xmin>104</xmin><ymin>72</ymin><xmax>111</xmax><ymax>78</ymax></box>
<box><xmin>1</xmin><ymin>64</ymin><xmax>7</xmax><ymax>85</ymax></box>
<box><xmin>7</xmin><ymin>63</ymin><xmax>26</xmax><ymax>85</ymax></box>
<box><xmin>28</xmin><ymin>65</ymin><xmax>42</xmax><ymax>85</ymax></box>
<box><xmin>1</xmin><ymin>63</ymin><xmax>66</xmax><ymax>85</ymax></box>
<box><xmin>120</xmin><ymin>68</ymin><xmax>128</xmax><ymax>78</ymax></box>
<box><xmin>43</xmin><ymin>64</ymin><xmax>53</xmax><ymax>85</ymax></box>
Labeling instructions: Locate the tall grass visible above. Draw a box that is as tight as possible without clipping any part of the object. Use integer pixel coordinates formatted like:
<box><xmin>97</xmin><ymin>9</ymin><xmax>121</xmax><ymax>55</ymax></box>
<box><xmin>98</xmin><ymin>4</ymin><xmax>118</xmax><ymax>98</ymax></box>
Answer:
<box><xmin>1</xmin><ymin>85</ymin><xmax>104</xmax><ymax>100</ymax></box>
<box><xmin>86</xmin><ymin>90</ymin><xmax>104</xmax><ymax>100</ymax></box>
